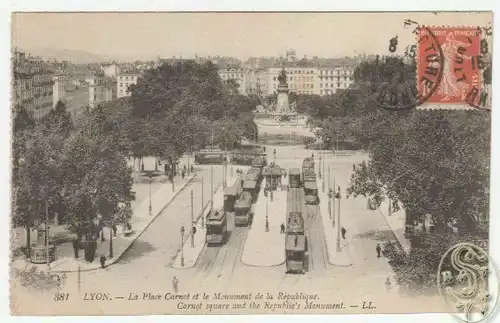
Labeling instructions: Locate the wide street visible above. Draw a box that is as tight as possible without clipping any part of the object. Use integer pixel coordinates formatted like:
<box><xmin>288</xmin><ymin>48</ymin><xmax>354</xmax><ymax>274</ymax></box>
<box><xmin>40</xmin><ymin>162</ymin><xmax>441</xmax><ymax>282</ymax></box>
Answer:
<box><xmin>13</xmin><ymin>126</ymin><xmax>443</xmax><ymax>314</ymax></box>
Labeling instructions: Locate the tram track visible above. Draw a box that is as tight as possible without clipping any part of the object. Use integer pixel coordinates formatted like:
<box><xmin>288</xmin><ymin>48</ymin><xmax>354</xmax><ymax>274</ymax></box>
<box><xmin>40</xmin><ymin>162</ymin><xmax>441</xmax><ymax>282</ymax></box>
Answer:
<box><xmin>192</xmin><ymin>214</ymin><xmax>249</xmax><ymax>287</ymax></box>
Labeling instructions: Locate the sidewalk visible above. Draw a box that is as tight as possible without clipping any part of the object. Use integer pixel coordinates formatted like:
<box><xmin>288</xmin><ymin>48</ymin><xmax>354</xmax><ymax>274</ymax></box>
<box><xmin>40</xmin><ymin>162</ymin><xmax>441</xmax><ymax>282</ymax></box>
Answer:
<box><xmin>12</xmin><ymin>173</ymin><xmax>197</xmax><ymax>273</ymax></box>
<box><xmin>377</xmin><ymin>200</ymin><xmax>411</xmax><ymax>254</ymax></box>
<box><xmin>171</xmin><ymin>172</ymin><xmax>241</xmax><ymax>269</ymax></box>
<box><xmin>241</xmin><ymin>185</ymin><xmax>286</xmax><ymax>267</ymax></box>
<box><xmin>318</xmin><ymin>188</ymin><xmax>352</xmax><ymax>267</ymax></box>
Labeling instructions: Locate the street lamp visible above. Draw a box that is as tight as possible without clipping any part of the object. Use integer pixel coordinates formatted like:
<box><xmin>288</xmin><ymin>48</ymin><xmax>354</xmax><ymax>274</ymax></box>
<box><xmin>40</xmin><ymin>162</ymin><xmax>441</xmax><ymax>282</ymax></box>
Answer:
<box><xmin>222</xmin><ymin>126</ymin><xmax>227</xmax><ymax>189</ymax></box>
<box><xmin>180</xmin><ymin>226</ymin><xmax>185</xmax><ymax>267</ymax></box>
<box><xmin>201</xmin><ymin>176</ymin><xmax>205</xmax><ymax>227</ymax></box>
<box><xmin>145</xmin><ymin>171</ymin><xmax>160</xmax><ymax>216</ymax></box>
<box><xmin>335</xmin><ymin>185</ymin><xmax>341</xmax><ymax>252</ymax></box>
<box><xmin>191</xmin><ymin>190</ymin><xmax>195</xmax><ymax>248</ymax></box>
<box><xmin>265</xmin><ymin>194</ymin><xmax>270</xmax><ymax>232</ymax></box>
<box><xmin>210</xmin><ymin>165</ymin><xmax>214</xmax><ymax>206</ymax></box>
<box><xmin>318</xmin><ymin>154</ymin><xmax>322</xmax><ymax>179</ymax></box>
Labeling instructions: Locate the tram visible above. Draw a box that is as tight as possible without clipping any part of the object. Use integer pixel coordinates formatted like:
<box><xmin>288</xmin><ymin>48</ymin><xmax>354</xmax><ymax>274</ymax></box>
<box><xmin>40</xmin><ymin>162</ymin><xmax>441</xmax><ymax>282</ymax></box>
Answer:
<box><xmin>285</xmin><ymin>187</ymin><xmax>308</xmax><ymax>274</ymax></box>
<box><xmin>206</xmin><ymin>210</ymin><xmax>228</xmax><ymax>246</ymax></box>
<box><xmin>234</xmin><ymin>191</ymin><xmax>253</xmax><ymax>226</ymax></box>
<box><xmin>194</xmin><ymin>149</ymin><xmax>226</xmax><ymax>165</ymax></box>
<box><xmin>288</xmin><ymin>168</ymin><xmax>302</xmax><ymax>188</ymax></box>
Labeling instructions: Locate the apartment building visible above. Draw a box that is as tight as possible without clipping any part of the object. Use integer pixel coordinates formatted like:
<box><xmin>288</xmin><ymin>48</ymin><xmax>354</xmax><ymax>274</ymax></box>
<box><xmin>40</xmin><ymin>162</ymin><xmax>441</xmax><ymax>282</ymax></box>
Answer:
<box><xmin>218</xmin><ymin>68</ymin><xmax>247</xmax><ymax>95</ymax></box>
<box><xmin>12</xmin><ymin>51</ymin><xmax>54</xmax><ymax>119</ymax></box>
<box><xmin>267</xmin><ymin>67</ymin><xmax>317</xmax><ymax>96</ymax></box>
<box><xmin>88</xmin><ymin>72</ymin><xmax>117</xmax><ymax>108</ymax></box>
<box><xmin>317</xmin><ymin>66</ymin><xmax>355</xmax><ymax>96</ymax></box>
<box><xmin>117</xmin><ymin>73</ymin><xmax>141</xmax><ymax>98</ymax></box>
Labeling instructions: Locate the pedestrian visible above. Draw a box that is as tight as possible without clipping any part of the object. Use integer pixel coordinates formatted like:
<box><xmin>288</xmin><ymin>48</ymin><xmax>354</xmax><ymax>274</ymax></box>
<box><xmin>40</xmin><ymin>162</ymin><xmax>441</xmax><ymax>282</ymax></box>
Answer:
<box><xmin>72</xmin><ymin>239</ymin><xmax>79</xmax><ymax>259</ymax></box>
<box><xmin>100</xmin><ymin>255</ymin><xmax>107</xmax><ymax>269</ymax></box>
<box><xmin>341</xmin><ymin>227</ymin><xmax>346</xmax><ymax>240</ymax></box>
<box><xmin>181</xmin><ymin>170</ymin><xmax>185</xmax><ymax>179</ymax></box>
<box><xmin>190</xmin><ymin>165</ymin><xmax>193</xmax><ymax>173</ymax></box>
<box><xmin>172</xmin><ymin>276</ymin><xmax>179</xmax><ymax>293</ymax></box>
<box><xmin>376</xmin><ymin>243</ymin><xmax>381</xmax><ymax>258</ymax></box>
<box><xmin>353</xmin><ymin>164</ymin><xmax>356</xmax><ymax>171</ymax></box>
<box><xmin>385</xmin><ymin>277</ymin><xmax>392</xmax><ymax>292</ymax></box>
<box><xmin>280</xmin><ymin>223</ymin><xmax>285</xmax><ymax>234</ymax></box>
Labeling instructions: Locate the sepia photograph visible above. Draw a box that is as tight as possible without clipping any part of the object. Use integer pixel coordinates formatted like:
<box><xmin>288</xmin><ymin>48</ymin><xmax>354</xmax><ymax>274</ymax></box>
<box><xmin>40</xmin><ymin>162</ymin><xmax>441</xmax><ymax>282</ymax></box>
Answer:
<box><xmin>9</xmin><ymin>11</ymin><xmax>493</xmax><ymax>317</ymax></box>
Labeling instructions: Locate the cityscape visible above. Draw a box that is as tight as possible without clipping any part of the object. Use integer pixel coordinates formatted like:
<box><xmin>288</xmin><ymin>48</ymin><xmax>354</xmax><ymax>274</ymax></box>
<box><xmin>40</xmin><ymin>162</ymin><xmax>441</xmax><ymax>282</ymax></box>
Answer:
<box><xmin>10</xmin><ymin>12</ymin><xmax>492</xmax><ymax>316</ymax></box>
<box><xmin>12</xmin><ymin>47</ymin><xmax>364</xmax><ymax>121</ymax></box>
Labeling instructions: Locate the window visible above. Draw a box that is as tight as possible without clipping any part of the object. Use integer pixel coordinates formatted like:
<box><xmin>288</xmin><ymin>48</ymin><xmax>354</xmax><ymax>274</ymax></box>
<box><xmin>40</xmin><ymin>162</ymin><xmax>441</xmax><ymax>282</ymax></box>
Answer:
<box><xmin>337</xmin><ymin>82</ymin><xmax>340</xmax><ymax>88</ymax></box>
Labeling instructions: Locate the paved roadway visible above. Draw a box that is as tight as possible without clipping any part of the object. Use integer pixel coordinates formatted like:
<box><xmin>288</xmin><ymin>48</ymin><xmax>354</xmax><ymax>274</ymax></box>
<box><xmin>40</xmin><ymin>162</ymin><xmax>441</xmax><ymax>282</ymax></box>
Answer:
<box><xmin>70</xmin><ymin>146</ymin><xmax>402</xmax><ymax>294</ymax></box>
<box><xmin>19</xmin><ymin>143</ymin><xmax>443</xmax><ymax>314</ymax></box>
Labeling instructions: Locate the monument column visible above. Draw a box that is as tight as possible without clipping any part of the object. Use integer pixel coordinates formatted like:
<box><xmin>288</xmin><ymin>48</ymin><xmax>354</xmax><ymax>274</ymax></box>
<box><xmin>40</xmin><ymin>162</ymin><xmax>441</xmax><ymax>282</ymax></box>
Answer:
<box><xmin>276</xmin><ymin>68</ymin><xmax>290</xmax><ymax>114</ymax></box>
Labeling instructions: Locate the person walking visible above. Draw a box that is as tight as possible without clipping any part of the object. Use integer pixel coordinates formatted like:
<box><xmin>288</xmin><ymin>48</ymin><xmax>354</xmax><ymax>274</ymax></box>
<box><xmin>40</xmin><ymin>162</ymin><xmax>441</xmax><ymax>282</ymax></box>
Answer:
<box><xmin>181</xmin><ymin>170</ymin><xmax>185</xmax><ymax>179</ymax></box>
<box><xmin>280</xmin><ymin>223</ymin><xmax>285</xmax><ymax>234</ymax></box>
<box><xmin>100</xmin><ymin>255</ymin><xmax>107</xmax><ymax>269</ymax></box>
<box><xmin>72</xmin><ymin>239</ymin><xmax>79</xmax><ymax>259</ymax></box>
<box><xmin>190</xmin><ymin>165</ymin><xmax>194</xmax><ymax>174</ymax></box>
<box><xmin>172</xmin><ymin>276</ymin><xmax>179</xmax><ymax>293</ymax></box>
<box><xmin>341</xmin><ymin>227</ymin><xmax>346</xmax><ymax>240</ymax></box>
<box><xmin>385</xmin><ymin>277</ymin><xmax>392</xmax><ymax>292</ymax></box>
<box><xmin>376</xmin><ymin>243</ymin><xmax>382</xmax><ymax>258</ymax></box>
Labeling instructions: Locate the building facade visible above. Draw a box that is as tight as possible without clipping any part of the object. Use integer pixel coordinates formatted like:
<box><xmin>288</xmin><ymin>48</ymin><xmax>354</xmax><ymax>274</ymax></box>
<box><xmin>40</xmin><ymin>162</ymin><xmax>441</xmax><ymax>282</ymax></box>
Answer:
<box><xmin>12</xmin><ymin>51</ymin><xmax>55</xmax><ymax>119</ymax></box>
<box><xmin>218</xmin><ymin>68</ymin><xmax>247</xmax><ymax>95</ymax></box>
<box><xmin>267</xmin><ymin>67</ymin><xmax>317</xmax><ymax>96</ymax></box>
<box><xmin>317</xmin><ymin>66</ymin><xmax>355</xmax><ymax>96</ymax></box>
<box><xmin>102</xmin><ymin>64</ymin><xmax>121</xmax><ymax>78</ymax></box>
<box><xmin>88</xmin><ymin>73</ymin><xmax>117</xmax><ymax>108</ymax></box>
<box><xmin>117</xmin><ymin>73</ymin><xmax>141</xmax><ymax>98</ymax></box>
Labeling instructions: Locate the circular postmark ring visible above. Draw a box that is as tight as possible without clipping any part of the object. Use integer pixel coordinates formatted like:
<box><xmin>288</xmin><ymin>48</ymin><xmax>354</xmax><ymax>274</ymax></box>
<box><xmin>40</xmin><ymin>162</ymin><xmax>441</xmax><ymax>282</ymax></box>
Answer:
<box><xmin>437</xmin><ymin>242</ymin><xmax>500</xmax><ymax>323</ymax></box>
<box><xmin>376</xmin><ymin>26</ymin><xmax>444</xmax><ymax>111</ymax></box>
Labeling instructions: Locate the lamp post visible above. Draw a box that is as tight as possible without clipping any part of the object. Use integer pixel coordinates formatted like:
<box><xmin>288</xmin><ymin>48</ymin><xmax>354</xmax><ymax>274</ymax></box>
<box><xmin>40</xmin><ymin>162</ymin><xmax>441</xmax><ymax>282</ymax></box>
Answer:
<box><xmin>191</xmin><ymin>190</ymin><xmax>195</xmax><ymax>248</ymax></box>
<box><xmin>265</xmin><ymin>194</ymin><xmax>270</xmax><ymax>232</ymax></box>
<box><xmin>201</xmin><ymin>176</ymin><xmax>205</xmax><ymax>227</ymax></box>
<box><xmin>336</xmin><ymin>185</ymin><xmax>341</xmax><ymax>252</ymax></box>
<box><xmin>210</xmin><ymin>165</ymin><xmax>214</xmax><ymax>206</ymax></box>
<box><xmin>180</xmin><ymin>226</ymin><xmax>185</xmax><ymax>267</ymax></box>
<box><xmin>332</xmin><ymin>177</ymin><xmax>336</xmax><ymax>227</ymax></box>
<box><xmin>171</xmin><ymin>162</ymin><xmax>175</xmax><ymax>193</ymax></box>
<box><xmin>222</xmin><ymin>126</ymin><xmax>227</xmax><ymax>189</ymax></box>
<box><xmin>318</xmin><ymin>153</ymin><xmax>322</xmax><ymax>179</ymax></box>
<box><xmin>148</xmin><ymin>174</ymin><xmax>153</xmax><ymax>216</ymax></box>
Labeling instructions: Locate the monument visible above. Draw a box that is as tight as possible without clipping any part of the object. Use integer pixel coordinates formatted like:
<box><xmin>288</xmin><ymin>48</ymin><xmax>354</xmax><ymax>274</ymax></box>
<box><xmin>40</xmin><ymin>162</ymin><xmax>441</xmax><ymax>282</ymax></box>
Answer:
<box><xmin>272</xmin><ymin>68</ymin><xmax>297</xmax><ymax>123</ymax></box>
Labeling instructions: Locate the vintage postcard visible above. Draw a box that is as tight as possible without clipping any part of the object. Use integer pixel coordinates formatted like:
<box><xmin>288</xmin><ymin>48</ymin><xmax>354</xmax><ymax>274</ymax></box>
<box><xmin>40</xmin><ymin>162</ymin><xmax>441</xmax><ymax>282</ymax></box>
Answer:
<box><xmin>10</xmin><ymin>12</ymin><xmax>494</xmax><ymax>317</ymax></box>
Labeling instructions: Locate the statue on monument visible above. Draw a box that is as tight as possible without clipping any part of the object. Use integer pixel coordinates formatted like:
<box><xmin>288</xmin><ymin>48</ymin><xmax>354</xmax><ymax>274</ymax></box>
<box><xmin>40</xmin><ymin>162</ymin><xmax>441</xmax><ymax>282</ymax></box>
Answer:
<box><xmin>277</xmin><ymin>68</ymin><xmax>287</xmax><ymax>86</ymax></box>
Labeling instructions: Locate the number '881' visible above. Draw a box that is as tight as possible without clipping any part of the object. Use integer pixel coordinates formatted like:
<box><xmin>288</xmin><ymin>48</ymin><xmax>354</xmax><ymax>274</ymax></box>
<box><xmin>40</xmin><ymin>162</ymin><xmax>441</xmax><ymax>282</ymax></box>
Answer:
<box><xmin>53</xmin><ymin>293</ymin><xmax>69</xmax><ymax>301</ymax></box>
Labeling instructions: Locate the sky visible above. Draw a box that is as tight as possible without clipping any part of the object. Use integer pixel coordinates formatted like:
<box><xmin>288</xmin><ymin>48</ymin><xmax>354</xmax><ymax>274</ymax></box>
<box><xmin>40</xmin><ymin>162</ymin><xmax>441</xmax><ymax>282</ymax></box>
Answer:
<box><xmin>11</xmin><ymin>12</ymin><xmax>492</xmax><ymax>61</ymax></box>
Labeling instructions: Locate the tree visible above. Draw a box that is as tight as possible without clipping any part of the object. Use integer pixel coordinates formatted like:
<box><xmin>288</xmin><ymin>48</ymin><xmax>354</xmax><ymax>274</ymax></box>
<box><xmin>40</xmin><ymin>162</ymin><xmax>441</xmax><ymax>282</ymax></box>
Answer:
<box><xmin>344</xmin><ymin>57</ymin><xmax>490</xmax><ymax>236</ymax></box>
<box><xmin>13</xmin><ymin>127</ymin><xmax>65</xmax><ymax>255</ymax></box>
<box><xmin>41</xmin><ymin>100</ymin><xmax>74</xmax><ymax>137</ymax></box>
<box><xmin>60</xmin><ymin>106</ymin><xmax>135</xmax><ymax>244</ymax></box>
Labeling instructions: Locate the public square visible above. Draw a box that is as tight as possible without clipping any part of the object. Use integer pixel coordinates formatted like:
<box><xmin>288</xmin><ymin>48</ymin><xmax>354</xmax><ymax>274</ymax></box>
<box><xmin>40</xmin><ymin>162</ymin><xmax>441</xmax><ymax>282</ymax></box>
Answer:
<box><xmin>12</xmin><ymin>139</ymin><xmax>444</xmax><ymax>315</ymax></box>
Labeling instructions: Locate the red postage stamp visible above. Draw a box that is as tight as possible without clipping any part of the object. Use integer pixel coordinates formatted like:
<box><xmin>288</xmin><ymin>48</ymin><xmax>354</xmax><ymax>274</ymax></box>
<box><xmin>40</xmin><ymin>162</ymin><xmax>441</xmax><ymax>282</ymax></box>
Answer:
<box><xmin>418</xmin><ymin>27</ymin><xmax>483</xmax><ymax>107</ymax></box>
